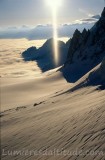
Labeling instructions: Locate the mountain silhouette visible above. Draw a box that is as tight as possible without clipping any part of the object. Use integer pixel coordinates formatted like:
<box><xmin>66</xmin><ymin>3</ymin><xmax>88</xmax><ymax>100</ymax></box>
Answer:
<box><xmin>60</xmin><ymin>7</ymin><xmax>105</xmax><ymax>83</ymax></box>
<box><xmin>22</xmin><ymin>38</ymin><xmax>68</xmax><ymax>72</ymax></box>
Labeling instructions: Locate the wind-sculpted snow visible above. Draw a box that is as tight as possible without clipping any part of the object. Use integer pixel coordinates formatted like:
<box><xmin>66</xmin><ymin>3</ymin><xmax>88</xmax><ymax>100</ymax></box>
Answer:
<box><xmin>66</xmin><ymin>57</ymin><xmax>105</xmax><ymax>92</ymax></box>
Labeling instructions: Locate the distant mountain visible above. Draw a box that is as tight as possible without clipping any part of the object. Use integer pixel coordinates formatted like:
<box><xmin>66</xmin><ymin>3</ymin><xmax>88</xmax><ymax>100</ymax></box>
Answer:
<box><xmin>22</xmin><ymin>38</ymin><xmax>68</xmax><ymax>72</ymax></box>
<box><xmin>22</xmin><ymin>47</ymin><xmax>38</xmax><ymax>61</ymax></box>
<box><xmin>61</xmin><ymin>8</ymin><xmax>105</xmax><ymax>82</ymax></box>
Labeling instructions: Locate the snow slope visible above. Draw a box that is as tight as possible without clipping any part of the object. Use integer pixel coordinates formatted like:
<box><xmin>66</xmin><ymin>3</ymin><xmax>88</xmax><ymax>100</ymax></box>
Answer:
<box><xmin>1</xmin><ymin>65</ymin><xmax>105</xmax><ymax>160</ymax></box>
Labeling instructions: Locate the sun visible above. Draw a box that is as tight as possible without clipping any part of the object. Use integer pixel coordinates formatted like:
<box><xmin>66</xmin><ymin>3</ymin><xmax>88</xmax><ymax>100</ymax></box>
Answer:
<box><xmin>46</xmin><ymin>0</ymin><xmax>62</xmax><ymax>8</ymax></box>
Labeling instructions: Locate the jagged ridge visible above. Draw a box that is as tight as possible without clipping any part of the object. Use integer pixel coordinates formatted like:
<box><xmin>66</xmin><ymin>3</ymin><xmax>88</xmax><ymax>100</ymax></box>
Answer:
<box><xmin>60</xmin><ymin>8</ymin><xmax>105</xmax><ymax>83</ymax></box>
<box><xmin>66</xmin><ymin>7</ymin><xmax>105</xmax><ymax>64</ymax></box>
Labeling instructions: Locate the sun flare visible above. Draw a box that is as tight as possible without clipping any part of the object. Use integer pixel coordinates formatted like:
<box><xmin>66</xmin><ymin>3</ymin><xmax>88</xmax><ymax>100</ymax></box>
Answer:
<box><xmin>46</xmin><ymin>0</ymin><xmax>62</xmax><ymax>64</ymax></box>
<box><xmin>47</xmin><ymin>0</ymin><xmax>62</xmax><ymax>8</ymax></box>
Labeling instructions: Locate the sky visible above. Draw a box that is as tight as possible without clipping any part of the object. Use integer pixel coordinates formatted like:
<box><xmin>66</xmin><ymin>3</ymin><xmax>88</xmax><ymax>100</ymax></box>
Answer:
<box><xmin>0</xmin><ymin>0</ymin><xmax>104</xmax><ymax>40</ymax></box>
<box><xmin>0</xmin><ymin>0</ymin><xmax>104</xmax><ymax>26</ymax></box>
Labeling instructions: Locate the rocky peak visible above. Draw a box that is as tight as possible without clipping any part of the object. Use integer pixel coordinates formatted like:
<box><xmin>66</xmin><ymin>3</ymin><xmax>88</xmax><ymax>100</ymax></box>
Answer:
<box><xmin>71</xmin><ymin>29</ymin><xmax>82</xmax><ymax>46</ymax></box>
<box><xmin>65</xmin><ymin>7</ymin><xmax>105</xmax><ymax>66</ymax></box>
<box><xmin>96</xmin><ymin>7</ymin><xmax>105</xmax><ymax>30</ymax></box>
<box><xmin>41</xmin><ymin>38</ymin><xmax>66</xmax><ymax>50</ymax></box>
<box><xmin>73</xmin><ymin>29</ymin><xmax>81</xmax><ymax>40</ymax></box>
<box><xmin>81</xmin><ymin>28</ymin><xmax>90</xmax><ymax>40</ymax></box>
<box><xmin>82</xmin><ymin>28</ymin><xmax>87</xmax><ymax>35</ymax></box>
<box><xmin>101</xmin><ymin>7</ymin><xmax>105</xmax><ymax>18</ymax></box>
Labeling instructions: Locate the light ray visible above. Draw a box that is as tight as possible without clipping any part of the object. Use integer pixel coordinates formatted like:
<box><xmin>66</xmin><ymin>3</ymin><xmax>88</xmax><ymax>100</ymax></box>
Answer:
<box><xmin>46</xmin><ymin>0</ymin><xmax>62</xmax><ymax>65</ymax></box>
<box><xmin>52</xmin><ymin>7</ymin><xmax>59</xmax><ymax>64</ymax></box>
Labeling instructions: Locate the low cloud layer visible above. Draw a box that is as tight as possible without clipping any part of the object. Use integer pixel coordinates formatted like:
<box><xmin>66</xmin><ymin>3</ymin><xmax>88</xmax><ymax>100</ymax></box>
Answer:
<box><xmin>0</xmin><ymin>16</ymin><xmax>100</xmax><ymax>40</ymax></box>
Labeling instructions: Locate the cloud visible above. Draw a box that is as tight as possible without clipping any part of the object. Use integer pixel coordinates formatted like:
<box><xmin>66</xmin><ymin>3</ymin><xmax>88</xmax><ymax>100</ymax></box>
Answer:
<box><xmin>78</xmin><ymin>8</ymin><xmax>100</xmax><ymax>19</ymax></box>
<box><xmin>75</xmin><ymin>16</ymin><xmax>100</xmax><ymax>24</ymax></box>
<box><xmin>0</xmin><ymin>16</ymin><xmax>99</xmax><ymax>40</ymax></box>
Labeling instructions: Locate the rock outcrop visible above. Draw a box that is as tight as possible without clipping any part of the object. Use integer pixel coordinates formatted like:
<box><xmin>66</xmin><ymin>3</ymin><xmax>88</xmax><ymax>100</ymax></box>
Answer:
<box><xmin>65</xmin><ymin>7</ymin><xmax>105</xmax><ymax>65</ymax></box>
<box><xmin>61</xmin><ymin>8</ymin><xmax>105</xmax><ymax>83</ymax></box>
